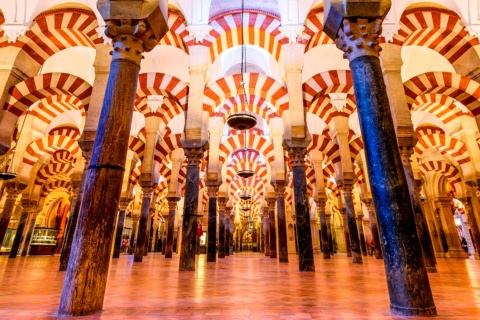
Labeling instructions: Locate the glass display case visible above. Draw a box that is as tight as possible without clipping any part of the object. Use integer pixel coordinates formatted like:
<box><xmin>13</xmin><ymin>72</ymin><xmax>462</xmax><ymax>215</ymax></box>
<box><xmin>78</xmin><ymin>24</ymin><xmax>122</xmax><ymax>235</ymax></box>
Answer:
<box><xmin>29</xmin><ymin>228</ymin><xmax>59</xmax><ymax>255</ymax></box>
<box><xmin>0</xmin><ymin>228</ymin><xmax>16</xmax><ymax>253</ymax></box>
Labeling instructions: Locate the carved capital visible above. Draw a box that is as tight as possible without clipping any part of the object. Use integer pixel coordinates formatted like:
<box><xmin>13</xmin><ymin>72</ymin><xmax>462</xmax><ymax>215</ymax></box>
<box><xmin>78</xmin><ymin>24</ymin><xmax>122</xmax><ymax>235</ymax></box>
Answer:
<box><xmin>119</xmin><ymin>197</ymin><xmax>131</xmax><ymax>211</ymax></box>
<box><xmin>315</xmin><ymin>198</ymin><xmax>327</xmax><ymax>211</ymax></box>
<box><xmin>141</xmin><ymin>185</ymin><xmax>155</xmax><ymax>198</ymax></box>
<box><xmin>262</xmin><ymin>207</ymin><xmax>270</xmax><ymax>218</ymax></box>
<box><xmin>206</xmin><ymin>184</ymin><xmax>219</xmax><ymax>198</ymax></box>
<box><xmin>184</xmin><ymin>146</ymin><xmax>206</xmax><ymax>167</ymax></box>
<box><xmin>399</xmin><ymin>146</ymin><xmax>414</xmax><ymax>166</ymax></box>
<box><xmin>5</xmin><ymin>182</ymin><xmax>26</xmax><ymax>200</ymax></box>
<box><xmin>356</xmin><ymin>213</ymin><xmax>364</xmax><ymax>221</ymax></box>
<box><xmin>273</xmin><ymin>181</ymin><xmax>286</xmax><ymax>198</ymax></box>
<box><xmin>21</xmin><ymin>200</ymin><xmax>38</xmax><ymax>214</ymax></box>
<box><xmin>339</xmin><ymin>207</ymin><xmax>347</xmax><ymax>217</ymax></box>
<box><xmin>286</xmin><ymin>147</ymin><xmax>307</xmax><ymax>167</ymax></box>
<box><xmin>361</xmin><ymin>197</ymin><xmax>374</xmax><ymax>212</ymax></box>
<box><xmin>218</xmin><ymin>197</ymin><xmax>227</xmax><ymax>212</ymax></box>
<box><xmin>335</xmin><ymin>18</ymin><xmax>383</xmax><ymax>62</ymax></box>
<box><xmin>167</xmin><ymin>197</ymin><xmax>180</xmax><ymax>211</ymax></box>
<box><xmin>267</xmin><ymin>198</ymin><xmax>276</xmax><ymax>210</ymax></box>
<box><xmin>339</xmin><ymin>183</ymin><xmax>354</xmax><ymax>198</ymax></box>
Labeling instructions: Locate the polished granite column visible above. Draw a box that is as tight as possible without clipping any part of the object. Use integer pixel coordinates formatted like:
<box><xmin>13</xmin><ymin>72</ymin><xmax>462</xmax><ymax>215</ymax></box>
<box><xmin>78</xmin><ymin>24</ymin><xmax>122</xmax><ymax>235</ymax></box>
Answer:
<box><xmin>285</xmin><ymin>145</ymin><xmax>315</xmax><ymax>271</ymax></box>
<box><xmin>362</xmin><ymin>198</ymin><xmax>383</xmax><ymax>259</ymax></box>
<box><xmin>400</xmin><ymin>147</ymin><xmax>437</xmax><ymax>272</ymax></box>
<box><xmin>59</xmin><ymin>146</ymin><xmax>92</xmax><ymax>271</ymax></box>
<box><xmin>339</xmin><ymin>208</ymin><xmax>352</xmax><ymax>257</ymax></box>
<box><xmin>316</xmin><ymin>198</ymin><xmax>330</xmax><ymax>259</ymax></box>
<box><xmin>20</xmin><ymin>208</ymin><xmax>39</xmax><ymax>256</ymax></box>
<box><xmin>339</xmin><ymin>184</ymin><xmax>362</xmax><ymax>263</ymax></box>
<box><xmin>113</xmin><ymin>197</ymin><xmax>130</xmax><ymax>258</ymax></box>
<box><xmin>263</xmin><ymin>207</ymin><xmax>270</xmax><ymax>256</ymax></box>
<box><xmin>267</xmin><ymin>198</ymin><xmax>277</xmax><ymax>259</ymax></box>
<box><xmin>0</xmin><ymin>182</ymin><xmax>26</xmax><ymax>246</ymax></box>
<box><xmin>165</xmin><ymin>197</ymin><xmax>179</xmax><ymax>258</ymax></box>
<box><xmin>274</xmin><ymin>182</ymin><xmax>288</xmax><ymax>262</ymax></box>
<box><xmin>9</xmin><ymin>200</ymin><xmax>37</xmax><ymax>258</ymax></box>
<box><xmin>134</xmin><ymin>185</ymin><xmax>155</xmax><ymax>262</ymax></box>
<box><xmin>129</xmin><ymin>215</ymin><xmax>139</xmax><ymax>254</ymax></box>
<box><xmin>325</xmin><ymin>10</ymin><xmax>436</xmax><ymax>315</ymax></box>
<box><xmin>206</xmin><ymin>184</ymin><xmax>219</xmax><ymax>262</ymax></box>
<box><xmin>356</xmin><ymin>213</ymin><xmax>367</xmax><ymax>256</ymax></box>
<box><xmin>218</xmin><ymin>197</ymin><xmax>226</xmax><ymax>258</ymax></box>
<box><xmin>58</xmin><ymin>11</ymin><xmax>167</xmax><ymax>315</ymax></box>
<box><xmin>179</xmin><ymin>146</ymin><xmax>206</xmax><ymax>271</ymax></box>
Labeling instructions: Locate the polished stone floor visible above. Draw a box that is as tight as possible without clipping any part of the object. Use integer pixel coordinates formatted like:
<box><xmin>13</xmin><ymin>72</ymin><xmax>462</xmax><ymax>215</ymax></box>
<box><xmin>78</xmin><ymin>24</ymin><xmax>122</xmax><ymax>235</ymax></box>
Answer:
<box><xmin>0</xmin><ymin>252</ymin><xmax>479</xmax><ymax>319</ymax></box>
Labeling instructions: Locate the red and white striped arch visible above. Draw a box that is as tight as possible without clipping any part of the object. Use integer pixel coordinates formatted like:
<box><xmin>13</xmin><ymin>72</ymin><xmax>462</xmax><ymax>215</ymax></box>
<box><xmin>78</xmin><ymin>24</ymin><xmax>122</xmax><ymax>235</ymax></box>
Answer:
<box><xmin>325</xmin><ymin>179</ymin><xmax>340</xmax><ymax>197</ymax></box>
<box><xmin>215</xmin><ymin>94</ymin><xmax>281</xmax><ymax>124</ymax></box>
<box><xmin>41</xmin><ymin>180</ymin><xmax>71</xmax><ymax>197</ymax></box>
<box><xmin>392</xmin><ymin>8</ymin><xmax>478</xmax><ymax>64</ymax></box>
<box><xmin>404</xmin><ymin>72</ymin><xmax>480</xmax><ymax>116</ymax></box>
<box><xmin>203</xmin><ymin>73</ymin><xmax>289</xmax><ymax>115</ymax></box>
<box><xmin>308</xmin><ymin>95</ymin><xmax>356</xmax><ymax>124</ymax></box>
<box><xmin>225</xmin><ymin>160</ymin><xmax>268</xmax><ymax>184</ymax></box>
<box><xmin>229</xmin><ymin>148</ymin><xmax>263</xmax><ymax>167</ymax></box>
<box><xmin>128</xmin><ymin>136</ymin><xmax>146</xmax><ymax>161</ymax></box>
<box><xmin>0</xmin><ymin>8</ymin><xmax>103</xmax><ymax>65</ymax></box>
<box><xmin>349</xmin><ymin>136</ymin><xmax>364</xmax><ymax>164</ymax></box>
<box><xmin>154</xmin><ymin>133</ymin><xmax>183</xmax><ymax>164</ymax></box>
<box><xmin>219</xmin><ymin>132</ymin><xmax>274</xmax><ymax>163</ymax></box>
<box><xmin>416</xmin><ymin>126</ymin><xmax>445</xmax><ymax>136</ymax></box>
<box><xmin>128</xmin><ymin>164</ymin><xmax>142</xmax><ymax>188</ymax></box>
<box><xmin>303</xmin><ymin>8</ymin><xmax>335</xmax><ymax>53</ymax></box>
<box><xmin>136</xmin><ymin>72</ymin><xmax>188</xmax><ymax>109</ymax></box>
<box><xmin>308</xmin><ymin>134</ymin><xmax>340</xmax><ymax>165</ymax></box>
<box><xmin>305</xmin><ymin>165</ymin><xmax>315</xmax><ymax>197</ymax></box>
<box><xmin>23</xmin><ymin>135</ymin><xmax>80</xmax><ymax>167</ymax></box>
<box><xmin>322</xmin><ymin>161</ymin><xmax>335</xmax><ymax>181</ymax></box>
<box><xmin>51</xmin><ymin>149</ymin><xmax>75</xmax><ymax>164</ymax></box>
<box><xmin>420</xmin><ymin>160</ymin><xmax>463</xmax><ymax>191</ymax></box>
<box><xmin>135</xmin><ymin>97</ymin><xmax>184</xmax><ymax>126</ymax></box>
<box><xmin>303</xmin><ymin>70</ymin><xmax>354</xmax><ymax>108</ymax></box>
<box><xmin>47</xmin><ymin>126</ymin><xmax>81</xmax><ymax>140</ymax></box>
<box><xmin>411</xmin><ymin>93</ymin><xmax>474</xmax><ymax>126</ymax></box>
<box><xmin>159</xmin><ymin>9</ymin><xmax>190</xmax><ymax>54</ymax></box>
<box><xmin>4</xmin><ymin>73</ymin><xmax>92</xmax><ymax>118</ymax></box>
<box><xmin>0</xmin><ymin>12</ymin><xmax>4</xmax><ymax>38</ymax></box>
<box><xmin>229</xmin><ymin>178</ymin><xmax>265</xmax><ymax>200</ymax></box>
<box><xmin>28</xmin><ymin>95</ymin><xmax>86</xmax><ymax>131</ymax></box>
<box><xmin>199</xmin><ymin>13</ymin><xmax>287</xmax><ymax>63</ymax></box>
<box><xmin>414</xmin><ymin>133</ymin><xmax>470</xmax><ymax>165</ymax></box>
<box><xmin>34</xmin><ymin>162</ymin><xmax>74</xmax><ymax>186</ymax></box>
<box><xmin>354</xmin><ymin>165</ymin><xmax>365</xmax><ymax>187</ymax></box>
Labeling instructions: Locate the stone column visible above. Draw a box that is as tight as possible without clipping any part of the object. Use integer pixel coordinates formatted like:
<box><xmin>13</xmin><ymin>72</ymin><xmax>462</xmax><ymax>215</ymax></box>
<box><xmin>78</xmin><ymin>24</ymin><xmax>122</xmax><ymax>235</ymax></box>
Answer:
<box><xmin>9</xmin><ymin>200</ymin><xmax>37</xmax><ymax>258</ymax></box>
<box><xmin>58</xmin><ymin>5</ymin><xmax>168</xmax><ymax>315</ymax></box>
<box><xmin>324</xmin><ymin>5</ymin><xmax>436</xmax><ymax>315</ymax></box>
<box><xmin>274</xmin><ymin>182</ymin><xmax>288</xmax><ymax>262</ymax></box>
<box><xmin>339</xmin><ymin>208</ymin><xmax>352</xmax><ymax>257</ymax></box>
<box><xmin>462</xmin><ymin>196</ymin><xmax>480</xmax><ymax>258</ymax></box>
<box><xmin>267</xmin><ymin>198</ymin><xmax>277</xmax><ymax>259</ymax></box>
<box><xmin>362</xmin><ymin>198</ymin><xmax>383</xmax><ymax>259</ymax></box>
<box><xmin>113</xmin><ymin>197</ymin><xmax>130</xmax><ymax>258</ymax></box>
<box><xmin>134</xmin><ymin>185</ymin><xmax>155</xmax><ymax>262</ymax></box>
<box><xmin>356</xmin><ymin>213</ymin><xmax>367</xmax><ymax>256</ymax></box>
<box><xmin>224</xmin><ymin>206</ymin><xmax>232</xmax><ymax>257</ymax></box>
<box><xmin>400</xmin><ymin>147</ymin><xmax>437</xmax><ymax>271</ymax></box>
<box><xmin>165</xmin><ymin>197</ymin><xmax>179</xmax><ymax>258</ymax></box>
<box><xmin>179</xmin><ymin>146</ymin><xmax>206</xmax><ymax>271</ymax></box>
<box><xmin>436</xmin><ymin>197</ymin><xmax>466</xmax><ymax>258</ymax></box>
<box><xmin>206</xmin><ymin>184</ymin><xmax>219</xmax><ymax>262</ymax></box>
<box><xmin>218</xmin><ymin>197</ymin><xmax>226</xmax><ymax>258</ymax></box>
<box><xmin>129</xmin><ymin>215</ymin><xmax>139</xmax><ymax>254</ymax></box>
<box><xmin>59</xmin><ymin>146</ymin><xmax>92</xmax><ymax>271</ymax></box>
<box><xmin>316</xmin><ymin>198</ymin><xmax>330</xmax><ymax>259</ymax></box>
<box><xmin>229</xmin><ymin>210</ymin><xmax>235</xmax><ymax>255</ymax></box>
<box><xmin>325</xmin><ymin>212</ymin><xmax>334</xmax><ymax>255</ymax></box>
<box><xmin>284</xmin><ymin>145</ymin><xmax>315</xmax><ymax>271</ymax></box>
<box><xmin>263</xmin><ymin>206</ymin><xmax>270</xmax><ymax>256</ymax></box>
<box><xmin>433</xmin><ymin>207</ymin><xmax>449</xmax><ymax>253</ymax></box>
<box><xmin>339</xmin><ymin>184</ymin><xmax>362</xmax><ymax>263</ymax></box>
<box><xmin>20</xmin><ymin>209</ymin><xmax>39</xmax><ymax>256</ymax></box>
<box><xmin>144</xmin><ymin>209</ymin><xmax>155</xmax><ymax>255</ymax></box>
<box><xmin>0</xmin><ymin>182</ymin><xmax>25</xmax><ymax>246</ymax></box>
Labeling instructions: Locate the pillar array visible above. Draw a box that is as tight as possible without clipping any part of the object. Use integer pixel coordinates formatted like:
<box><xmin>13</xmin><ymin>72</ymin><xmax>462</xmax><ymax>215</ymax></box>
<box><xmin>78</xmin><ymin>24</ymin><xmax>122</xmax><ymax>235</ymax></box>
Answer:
<box><xmin>0</xmin><ymin>182</ymin><xmax>26</xmax><ymax>246</ymax></box>
<box><xmin>9</xmin><ymin>200</ymin><xmax>37</xmax><ymax>258</ymax></box>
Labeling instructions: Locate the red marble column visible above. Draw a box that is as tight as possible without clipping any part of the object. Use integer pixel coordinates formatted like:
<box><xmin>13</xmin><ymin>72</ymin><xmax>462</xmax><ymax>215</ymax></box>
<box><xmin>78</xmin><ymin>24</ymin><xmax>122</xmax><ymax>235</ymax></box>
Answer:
<box><xmin>58</xmin><ymin>11</ymin><xmax>168</xmax><ymax>315</ymax></box>
<box><xmin>274</xmin><ymin>182</ymin><xmax>288</xmax><ymax>262</ymax></box>
<box><xmin>0</xmin><ymin>182</ymin><xmax>26</xmax><ymax>246</ymax></box>
<box><xmin>165</xmin><ymin>197</ymin><xmax>179</xmax><ymax>258</ymax></box>
<box><xmin>113</xmin><ymin>197</ymin><xmax>131</xmax><ymax>258</ymax></box>
<box><xmin>9</xmin><ymin>200</ymin><xmax>37</xmax><ymax>258</ymax></box>
<box><xmin>134</xmin><ymin>185</ymin><xmax>155</xmax><ymax>262</ymax></box>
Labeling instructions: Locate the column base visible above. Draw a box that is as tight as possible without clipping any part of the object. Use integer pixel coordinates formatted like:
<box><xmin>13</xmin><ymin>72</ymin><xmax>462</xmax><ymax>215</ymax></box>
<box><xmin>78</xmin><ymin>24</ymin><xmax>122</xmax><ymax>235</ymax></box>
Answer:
<box><xmin>352</xmin><ymin>252</ymin><xmax>363</xmax><ymax>264</ymax></box>
<box><xmin>446</xmin><ymin>249</ymin><xmax>469</xmax><ymax>259</ymax></box>
<box><xmin>426</xmin><ymin>266</ymin><xmax>438</xmax><ymax>273</ymax></box>
<box><xmin>390</xmin><ymin>304</ymin><xmax>437</xmax><ymax>317</ymax></box>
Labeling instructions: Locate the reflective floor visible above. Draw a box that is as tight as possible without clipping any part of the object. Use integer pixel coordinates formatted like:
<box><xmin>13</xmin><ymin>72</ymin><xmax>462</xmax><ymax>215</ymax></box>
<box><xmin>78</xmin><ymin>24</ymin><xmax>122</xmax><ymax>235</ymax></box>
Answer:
<box><xmin>0</xmin><ymin>252</ymin><xmax>479</xmax><ymax>319</ymax></box>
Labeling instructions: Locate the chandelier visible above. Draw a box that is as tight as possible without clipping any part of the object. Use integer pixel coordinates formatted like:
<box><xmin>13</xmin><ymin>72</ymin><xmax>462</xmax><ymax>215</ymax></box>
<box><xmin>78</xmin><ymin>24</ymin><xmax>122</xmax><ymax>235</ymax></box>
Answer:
<box><xmin>0</xmin><ymin>110</ymin><xmax>29</xmax><ymax>180</ymax></box>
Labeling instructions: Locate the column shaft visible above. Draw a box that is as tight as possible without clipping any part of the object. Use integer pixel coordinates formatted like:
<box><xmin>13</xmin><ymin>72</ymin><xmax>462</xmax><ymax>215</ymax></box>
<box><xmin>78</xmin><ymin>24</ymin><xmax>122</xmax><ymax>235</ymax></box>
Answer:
<box><xmin>318</xmin><ymin>200</ymin><xmax>330</xmax><ymax>259</ymax></box>
<box><xmin>113</xmin><ymin>198</ymin><xmax>129</xmax><ymax>258</ymax></box>
<box><xmin>21</xmin><ymin>212</ymin><xmax>38</xmax><ymax>256</ymax></box>
<box><xmin>207</xmin><ymin>194</ymin><xmax>217</xmax><ymax>262</ymax></box>
<box><xmin>134</xmin><ymin>187</ymin><xmax>154</xmax><ymax>262</ymax></box>
<box><xmin>0</xmin><ymin>184</ymin><xmax>24</xmax><ymax>246</ymax></box>
<box><xmin>340</xmin><ymin>209</ymin><xmax>352</xmax><ymax>256</ymax></box>
<box><xmin>275</xmin><ymin>183</ymin><xmax>288</xmax><ymax>262</ymax></box>
<box><xmin>218</xmin><ymin>198</ymin><xmax>226</xmax><ymax>259</ymax></box>
<box><xmin>165</xmin><ymin>197</ymin><xmax>179</xmax><ymax>258</ymax></box>
<box><xmin>341</xmin><ymin>187</ymin><xmax>362</xmax><ymax>263</ymax></box>
<box><xmin>364</xmin><ymin>201</ymin><xmax>383</xmax><ymax>259</ymax></box>
<box><xmin>464</xmin><ymin>197</ymin><xmax>480</xmax><ymax>257</ymax></box>
<box><xmin>356</xmin><ymin>214</ymin><xmax>367</xmax><ymax>256</ymax></box>
<box><xmin>8</xmin><ymin>203</ymin><xmax>32</xmax><ymax>258</ymax></box>
<box><xmin>268</xmin><ymin>199</ymin><xmax>277</xmax><ymax>259</ymax></box>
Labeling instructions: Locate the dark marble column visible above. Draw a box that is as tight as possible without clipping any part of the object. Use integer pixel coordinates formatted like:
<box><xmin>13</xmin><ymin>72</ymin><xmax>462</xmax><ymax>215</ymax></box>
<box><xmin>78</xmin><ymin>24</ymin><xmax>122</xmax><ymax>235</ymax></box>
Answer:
<box><xmin>165</xmin><ymin>197</ymin><xmax>179</xmax><ymax>258</ymax></box>
<box><xmin>267</xmin><ymin>198</ymin><xmax>277</xmax><ymax>259</ymax></box>
<box><xmin>59</xmin><ymin>146</ymin><xmax>92</xmax><ymax>270</ymax></box>
<box><xmin>0</xmin><ymin>182</ymin><xmax>26</xmax><ymax>246</ymax></box>
<box><xmin>400</xmin><ymin>147</ymin><xmax>437</xmax><ymax>272</ymax></box>
<box><xmin>362</xmin><ymin>198</ymin><xmax>383</xmax><ymax>259</ymax></box>
<box><xmin>339</xmin><ymin>208</ymin><xmax>352</xmax><ymax>257</ymax></box>
<box><xmin>284</xmin><ymin>145</ymin><xmax>315</xmax><ymax>271</ymax></box>
<box><xmin>339</xmin><ymin>184</ymin><xmax>362</xmax><ymax>263</ymax></box>
<box><xmin>179</xmin><ymin>146</ymin><xmax>206</xmax><ymax>271</ymax></box>
<box><xmin>20</xmin><ymin>210</ymin><xmax>39</xmax><ymax>256</ymax></box>
<box><xmin>356</xmin><ymin>213</ymin><xmax>367</xmax><ymax>256</ymax></box>
<box><xmin>112</xmin><ymin>197</ymin><xmax>131</xmax><ymax>258</ymax></box>
<box><xmin>462</xmin><ymin>197</ymin><xmax>480</xmax><ymax>259</ymax></box>
<box><xmin>58</xmin><ymin>13</ymin><xmax>168</xmax><ymax>316</ymax></box>
<box><xmin>206</xmin><ymin>184</ymin><xmax>219</xmax><ymax>262</ymax></box>
<box><xmin>144</xmin><ymin>210</ymin><xmax>155</xmax><ymax>255</ymax></box>
<box><xmin>134</xmin><ymin>185</ymin><xmax>155</xmax><ymax>262</ymax></box>
<box><xmin>9</xmin><ymin>200</ymin><xmax>37</xmax><ymax>258</ymax></box>
<box><xmin>229</xmin><ymin>210</ymin><xmax>235</xmax><ymax>255</ymax></box>
<box><xmin>218</xmin><ymin>197</ymin><xmax>226</xmax><ymax>258</ymax></box>
<box><xmin>434</xmin><ymin>207</ymin><xmax>449</xmax><ymax>253</ymax></box>
<box><xmin>316</xmin><ymin>198</ymin><xmax>330</xmax><ymax>259</ymax></box>
<box><xmin>263</xmin><ymin>207</ymin><xmax>270</xmax><ymax>256</ymax></box>
<box><xmin>326</xmin><ymin>14</ymin><xmax>436</xmax><ymax>316</ymax></box>
<box><xmin>325</xmin><ymin>213</ymin><xmax>334</xmax><ymax>255</ymax></box>
<box><xmin>129</xmin><ymin>215</ymin><xmax>139</xmax><ymax>254</ymax></box>
<box><xmin>274</xmin><ymin>182</ymin><xmax>288</xmax><ymax>262</ymax></box>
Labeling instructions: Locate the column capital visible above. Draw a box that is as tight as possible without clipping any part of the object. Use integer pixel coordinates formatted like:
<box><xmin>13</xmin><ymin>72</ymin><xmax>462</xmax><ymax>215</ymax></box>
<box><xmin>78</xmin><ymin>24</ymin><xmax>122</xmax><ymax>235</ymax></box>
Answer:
<box><xmin>4</xmin><ymin>182</ymin><xmax>27</xmax><ymax>200</ymax></box>
<box><xmin>141</xmin><ymin>185</ymin><xmax>155</xmax><ymax>198</ymax></box>
<box><xmin>206</xmin><ymin>184</ymin><xmax>219</xmax><ymax>198</ymax></box>
<box><xmin>184</xmin><ymin>145</ymin><xmax>208</xmax><ymax>167</ymax></box>
<box><xmin>218</xmin><ymin>197</ymin><xmax>227</xmax><ymax>211</ymax></box>
<box><xmin>335</xmin><ymin>18</ymin><xmax>383</xmax><ymax>62</ymax></box>
<box><xmin>267</xmin><ymin>198</ymin><xmax>276</xmax><ymax>209</ymax></box>
<box><xmin>361</xmin><ymin>197</ymin><xmax>375</xmax><ymax>211</ymax></box>
<box><xmin>285</xmin><ymin>146</ymin><xmax>307</xmax><ymax>167</ymax></box>
<box><xmin>167</xmin><ymin>197</ymin><xmax>180</xmax><ymax>211</ymax></box>
<box><xmin>399</xmin><ymin>146</ymin><xmax>414</xmax><ymax>166</ymax></box>
<box><xmin>262</xmin><ymin>207</ymin><xmax>270</xmax><ymax>218</ymax></box>
<box><xmin>273</xmin><ymin>181</ymin><xmax>286</xmax><ymax>198</ymax></box>
<box><xmin>356</xmin><ymin>213</ymin><xmax>364</xmax><ymax>221</ymax></box>
<box><xmin>119</xmin><ymin>197</ymin><xmax>131</xmax><ymax>211</ymax></box>
<box><xmin>21</xmin><ymin>200</ymin><xmax>38</xmax><ymax>214</ymax></box>
<box><xmin>339</xmin><ymin>183</ymin><xmax>354</xmax><ymax>198</ymax></box>
<box><xmin>315</xmin><ymin>198</ymin><xmax>327</xmax><ymax>210</ymax></box>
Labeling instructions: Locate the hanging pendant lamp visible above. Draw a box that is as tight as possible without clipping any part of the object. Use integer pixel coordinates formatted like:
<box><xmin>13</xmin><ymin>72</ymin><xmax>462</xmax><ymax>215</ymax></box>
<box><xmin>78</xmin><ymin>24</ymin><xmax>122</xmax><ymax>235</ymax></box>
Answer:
<box><xmin>226</xmin><ymin>0</ymin><xmax>257</xmax><ymax>131</ymax></box>
<box><xmin>237</xmin><ymin>130</ymin><xmax>254</xmax><ymax>179</ymax></box>
<box><xmin>0</xmin><ymin>110</ymin><xmax>29</xmax><ymax>180</ymax></box>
